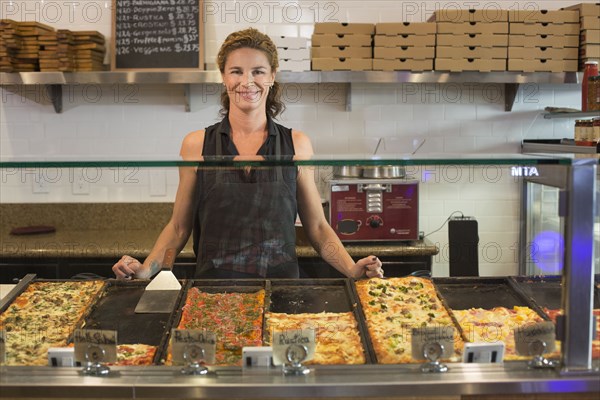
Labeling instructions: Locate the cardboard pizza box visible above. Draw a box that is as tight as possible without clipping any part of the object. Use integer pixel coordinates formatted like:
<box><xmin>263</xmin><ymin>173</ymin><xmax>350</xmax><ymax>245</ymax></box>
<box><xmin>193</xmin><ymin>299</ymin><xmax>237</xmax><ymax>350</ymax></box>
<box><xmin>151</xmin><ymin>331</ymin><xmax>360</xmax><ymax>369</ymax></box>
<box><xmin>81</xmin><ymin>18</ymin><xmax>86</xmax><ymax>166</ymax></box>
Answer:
<box><xmin>311</xmin><ymin>57</ymin><xmax>373</xmax><ymax>71</ymax></box>
<box><xmin>374</xmin><ymin>46</ymin><xmax>435</xmax><ymax>60</ymax></box>
<box><xmin>437</xmin><ymin>22</ymin><xmax>509</xmax><ymax>34</ymax></box>
<box><xmin>580</xmin><ymin>16</ymin><xmax>600</xmax><ymax>31</ymax></box>
<box><xmin>277</xmin><ymin>48</ymin><xmax>310</xmax><ymax>60</ymax></box>
<box><xmin>581</xmin><ymin>44</ymin><xmax>600</xmax><ymax>59</ymax></box>
<box><xmin>374</xmin><ymin>34</ymin><xmax>436</xmax><ymax>47</ymax></box>
<box><xmin>509</xmin><ymin>34</ymin><xmax>579</xmax><ymax>48</ymax></box>
<box><xmin>562</xmin><ymin>3</ymin><xmax>600</xmax><ymax>17</ymax></box>
<box><xmin>509</xmin><ymin>23</ymin><xmax>580</xmax><ymax>36</ymax></box>
<box><xmin>430</xmin><ymin>9</ymin><xmax>508</xmax><ymax>23</ymax></box>
<box><xmin>313</xmin><ymin>23</ymin><xmax>374</xmax><ymax>35</ymax></box>
<box><xmin>508</xmin><ymin>10</ymin><xmax>579</xmax><ymax>24</ymax></box>
<box><xmin>375</xmin><ymin>22</ymin><xmax>436</xmax><ymax>35</ymax></box>
<box><xmin>372</xmin><ymin>58</ymin><xmax>433</xmax><ymax>71</ymax></box>
<box><xmin>311</xmin><ymin>46</ymin><xmax>372</xmax><ymax>58</ymax></box>
<box><xmin>581</xmin><ymin>30</ymin><xmax>600</xmax><ymax>45</ymax></box>
<box><xmin>436</xmin><ymin>33</ymin><xmax>508</xmax><ymax>47</ymax></box>
<box><xmin>436</xmin><ymin>46</ymin><xmax>507</xmax><ymax>59</ymax></box>
<box><xmin>279</xmin><ymin>59</ymin><xmax>311</xmax><ymax>72</ymax></box>
<box><xmin>508</xmin><ymin>46</ymin><xmax>579</xmax><ymax>60</ymax></box>
<box><xmin>272</xmin><ymin>36</ymin><xmax>309</xmax><ymax>49</ymax></box>
<box><xmin>311</xmin><ymin>34</ymin><xmax>373</xmax><ymax>47</ymax></box>
<box><xmin>435</xmin><ymin>58</ymin><xmax>506</xmax><ymax>72</ymax></box>
<box><xmin>508</xmin><ymin>58</ymin><xmax>578</xmax><ymax>72</ymax></box>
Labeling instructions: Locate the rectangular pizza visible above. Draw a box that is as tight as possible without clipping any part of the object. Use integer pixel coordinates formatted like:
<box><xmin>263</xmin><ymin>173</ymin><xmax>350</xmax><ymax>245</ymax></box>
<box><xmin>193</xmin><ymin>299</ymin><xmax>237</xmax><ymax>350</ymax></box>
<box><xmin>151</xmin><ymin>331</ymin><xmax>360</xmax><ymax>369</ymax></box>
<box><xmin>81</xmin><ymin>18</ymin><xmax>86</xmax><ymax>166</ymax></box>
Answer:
<box><xmin>0</xmin><ymin>280</ymin><xmax>105</xmax><ymax>365</ymax></box>
<box><xmin>176</xmin><ymin>288</ymin><xmax>265</xmax><ymax>366</ymax></box>
<box><xmin>264</xmin><ymin>311</ymin><xmax>366</xmax><ymax>364</ymax></box>
<box><xmin>355</xmin><ymin>277</ymin><xmax>462</xmax><ymax>364</ymax></box>
<box><xmin>544</xmin><ymin>308</ymin><xmax>600</xmax><ymax>359</ymax></box>
<box><xmin>451</xmin><ymin>306</ymin><xmax>555</xmax><ymax>360</ymax></box>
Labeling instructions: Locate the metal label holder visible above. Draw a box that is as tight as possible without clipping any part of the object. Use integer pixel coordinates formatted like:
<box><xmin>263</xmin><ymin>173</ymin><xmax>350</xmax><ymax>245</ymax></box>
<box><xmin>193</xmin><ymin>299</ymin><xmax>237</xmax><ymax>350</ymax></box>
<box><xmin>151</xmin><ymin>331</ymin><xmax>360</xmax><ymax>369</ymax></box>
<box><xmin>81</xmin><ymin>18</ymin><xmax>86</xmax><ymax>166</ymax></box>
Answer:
<box><xmin>527</xmin><ymin>340</ymin><xmax>559</xmax><ymax>369</ymax></box>
<box><xmin>420</xmin><ymin>342</ymin><xmax>449</xmax><ymax>373</ymax></box>
<box><xmin>81</xmin><ymin>345</ymin><xmax>111</xmax><ymax>376</ymax></box>
<box><xmin>180</xmin><ymin>344</ymin><xmax>209</xmax><ymax>376</ymax></box>
<box><xmin>282</xmin><ymin>344</ymin><xmax>310</xmax><ymax>376</ymax></box>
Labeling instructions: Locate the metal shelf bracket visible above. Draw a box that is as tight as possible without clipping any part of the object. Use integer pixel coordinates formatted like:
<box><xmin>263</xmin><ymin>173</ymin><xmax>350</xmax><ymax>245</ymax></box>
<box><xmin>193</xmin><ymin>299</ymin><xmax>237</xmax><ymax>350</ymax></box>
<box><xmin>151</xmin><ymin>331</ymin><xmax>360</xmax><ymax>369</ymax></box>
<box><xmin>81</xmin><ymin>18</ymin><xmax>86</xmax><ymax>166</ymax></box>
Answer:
<box><xmin>504</xmin><ymin>83</ymin><xmax>519</xmax><ymax>112</ymax></box>
<box><xmin>46</xmin><ymin>84</ymin><xmax>63</xmax><ymax>113</ymax></box>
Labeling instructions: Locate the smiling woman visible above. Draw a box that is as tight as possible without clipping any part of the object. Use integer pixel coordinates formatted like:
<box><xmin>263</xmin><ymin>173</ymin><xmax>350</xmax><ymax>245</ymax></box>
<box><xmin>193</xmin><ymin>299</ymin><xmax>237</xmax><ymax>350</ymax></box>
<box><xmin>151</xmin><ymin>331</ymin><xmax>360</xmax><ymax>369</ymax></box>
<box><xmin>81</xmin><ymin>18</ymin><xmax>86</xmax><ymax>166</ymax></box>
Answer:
<box><xmin>112</xmin><ymin>28</ymin><xmax>383</xmax><ymax>281</ymax></box>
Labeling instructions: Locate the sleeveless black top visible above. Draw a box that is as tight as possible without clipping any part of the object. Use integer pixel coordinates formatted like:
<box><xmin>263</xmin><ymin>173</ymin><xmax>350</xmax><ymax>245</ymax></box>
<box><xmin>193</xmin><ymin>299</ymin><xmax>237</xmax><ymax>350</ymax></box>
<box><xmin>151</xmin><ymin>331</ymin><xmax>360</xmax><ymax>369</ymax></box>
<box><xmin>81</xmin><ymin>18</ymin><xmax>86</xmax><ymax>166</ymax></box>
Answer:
<box><xmin>192</xmin><ymin>116</ymin><xmax>299</xmax><ymax>278</ymax></box>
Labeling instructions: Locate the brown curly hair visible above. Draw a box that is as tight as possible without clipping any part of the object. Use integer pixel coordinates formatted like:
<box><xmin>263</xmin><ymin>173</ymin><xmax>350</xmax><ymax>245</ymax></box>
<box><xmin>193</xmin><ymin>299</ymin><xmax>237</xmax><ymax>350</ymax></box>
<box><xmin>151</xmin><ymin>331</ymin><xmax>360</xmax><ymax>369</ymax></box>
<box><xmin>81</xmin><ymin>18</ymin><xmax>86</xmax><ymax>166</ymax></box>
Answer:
<box><xmin>217</xmin><ymin>28</ymin><xmax>285</xmax><ymax>119</ymax></box>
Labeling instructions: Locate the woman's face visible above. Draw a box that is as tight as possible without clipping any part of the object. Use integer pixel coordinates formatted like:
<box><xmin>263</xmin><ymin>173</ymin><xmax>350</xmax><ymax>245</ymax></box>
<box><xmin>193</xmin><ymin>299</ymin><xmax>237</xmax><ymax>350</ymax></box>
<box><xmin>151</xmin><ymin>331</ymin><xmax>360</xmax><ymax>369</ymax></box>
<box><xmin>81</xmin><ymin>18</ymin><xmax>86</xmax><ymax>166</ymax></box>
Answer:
<box><xmin>222</xmin><ymin>47</ymin><xmax>276</xmax><ymax>113</ymax></box>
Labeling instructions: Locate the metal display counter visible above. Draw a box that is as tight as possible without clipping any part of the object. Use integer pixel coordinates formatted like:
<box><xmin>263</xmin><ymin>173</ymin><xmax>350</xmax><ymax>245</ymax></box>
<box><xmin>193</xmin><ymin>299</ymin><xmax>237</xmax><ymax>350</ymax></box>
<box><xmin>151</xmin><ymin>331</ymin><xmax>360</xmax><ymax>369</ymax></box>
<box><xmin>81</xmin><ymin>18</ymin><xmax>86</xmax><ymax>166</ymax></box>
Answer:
<box><xmin>1</xmin><ymin>363</ymin><xmax>598</xmax><ymax>399</ymax></box>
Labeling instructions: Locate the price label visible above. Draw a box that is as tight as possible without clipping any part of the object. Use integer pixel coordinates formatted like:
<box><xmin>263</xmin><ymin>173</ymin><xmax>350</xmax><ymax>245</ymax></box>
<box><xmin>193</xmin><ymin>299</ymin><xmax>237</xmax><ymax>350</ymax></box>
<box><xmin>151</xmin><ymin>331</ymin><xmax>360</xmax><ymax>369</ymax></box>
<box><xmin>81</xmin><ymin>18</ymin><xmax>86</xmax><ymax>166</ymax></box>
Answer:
<box><xmin>74</xmin><ymin>329</ymin><xmax>117</xmax><ymax>364</ymax></box>
<box><xmin>171</xmin><ymin>329</ymin><xmax>216</xmax><ymax>365</ymax></box>
<box><xmin>411</xmin><ymin>326</ymin><xmax>456</xmax><ymax>361</ymax></box>
<box><xmin>272</xmin><ymin>329</ymin><xmax>315</xmax><ymax>366</ymax></box>
<box><xmin>0</xmin><ymin>330</ymin><xmax>5</xmax><ymax>364</ymax></box>
<box><xmin>514</xmin><ymin>321</ymin><xmax>556</xmax><ymax>356</ymax></box>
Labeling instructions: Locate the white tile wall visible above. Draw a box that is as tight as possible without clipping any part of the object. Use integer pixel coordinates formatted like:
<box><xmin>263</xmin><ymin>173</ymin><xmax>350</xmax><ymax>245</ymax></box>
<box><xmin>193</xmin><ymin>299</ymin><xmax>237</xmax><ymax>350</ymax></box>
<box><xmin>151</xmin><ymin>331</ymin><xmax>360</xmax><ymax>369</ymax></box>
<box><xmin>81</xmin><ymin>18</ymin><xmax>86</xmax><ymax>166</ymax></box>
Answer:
<box><xmin>1</xmin><ymin>1</ymin><xmax>594</xmax><ymax>276</ymax></box>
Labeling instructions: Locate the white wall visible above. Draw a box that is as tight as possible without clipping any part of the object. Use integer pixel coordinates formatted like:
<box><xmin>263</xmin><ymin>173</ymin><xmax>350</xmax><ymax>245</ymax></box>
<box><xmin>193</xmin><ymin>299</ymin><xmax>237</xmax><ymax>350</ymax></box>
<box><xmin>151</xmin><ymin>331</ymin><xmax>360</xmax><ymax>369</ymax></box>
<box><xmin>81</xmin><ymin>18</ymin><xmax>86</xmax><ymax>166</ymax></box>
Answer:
<box><xmin>1</xmin><ymin>1</ymin><xmax>592</xmax><ymax>276</ymax></box>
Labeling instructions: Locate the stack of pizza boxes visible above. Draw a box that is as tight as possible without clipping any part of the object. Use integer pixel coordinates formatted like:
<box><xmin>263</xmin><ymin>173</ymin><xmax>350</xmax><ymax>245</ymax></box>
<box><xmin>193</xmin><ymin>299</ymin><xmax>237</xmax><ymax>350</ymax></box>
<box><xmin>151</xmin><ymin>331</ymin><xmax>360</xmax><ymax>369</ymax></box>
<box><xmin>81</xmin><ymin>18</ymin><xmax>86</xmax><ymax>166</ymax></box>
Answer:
<box><xmin>311</xmin><ymin>23</ymin><xmax>373</xmax><ymax>71</ymax></box>
<box><xmin>431</xmin><ymin>9</ymin><xmax>508</xmax><ymax>72</ymax></box>
<box><xmin>272</xmin><ymin>36</ymin><xmax>310</xmax><ymax>72</ymax></box>
<box><xmin>11</xmin><ymin>21</ymin><xmax>55</xmax><ymax>72</ymax></box>
<box><xmin>0</xmin><ymin>19</ymin><xmax>21</xmax><ymax>72</ymax></box>
<box><xmin>372</xmin><ymin>23</ymin><xmax>436</xmax><ymax>71</ymax></box>
<box><xmin>562</xmin><ymin>3</ymin><xmax>600</xmax><ymax>68</ymax></box>
<box><xmin>508</xmin><ymin>9</ymin><xmax>580</xmax><ymax>72</ymax></box>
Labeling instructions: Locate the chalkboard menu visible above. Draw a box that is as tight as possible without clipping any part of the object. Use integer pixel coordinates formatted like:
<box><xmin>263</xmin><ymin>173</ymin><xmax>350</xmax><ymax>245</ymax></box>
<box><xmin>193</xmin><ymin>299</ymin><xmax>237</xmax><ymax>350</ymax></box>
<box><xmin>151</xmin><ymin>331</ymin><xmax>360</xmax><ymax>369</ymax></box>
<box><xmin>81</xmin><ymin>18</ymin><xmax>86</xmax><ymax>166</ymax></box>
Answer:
<box><xmin>111</xmin><ymin>0</ymin><xmax>203</xmax><ymax>70</ymax></box>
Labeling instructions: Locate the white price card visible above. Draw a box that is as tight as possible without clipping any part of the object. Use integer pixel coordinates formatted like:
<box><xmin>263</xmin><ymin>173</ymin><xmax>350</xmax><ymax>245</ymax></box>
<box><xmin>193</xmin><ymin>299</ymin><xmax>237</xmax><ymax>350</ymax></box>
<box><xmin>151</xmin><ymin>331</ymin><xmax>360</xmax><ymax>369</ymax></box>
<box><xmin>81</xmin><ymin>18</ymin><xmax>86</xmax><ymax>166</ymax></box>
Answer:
<box><xmin>171</xmin><ymin>329</ymin><xmax>216</xmax><ymax>365</ymax></box>
<box><xmin>514</xmin><ymin>321</ymin><xmax>556</xmax><ymax>356</ymax></box>
<box><xmin>272</xmin><ymin>329</ymin><xmax>315</xmax><ymax>366</ymax></box>
<box><xmin>74</xmin><ymin>329</ymin><xmax>117</xmax><ymax>364</ymax></box>
<box><xmin>0</xmin><ymin>330</ymin><xmax>5</xmax><ymax>364</ymax></box>
<box><xmin>411</xmin><ymin>326</ymin><xmax>456</xmax><ymax>361</ymax></box>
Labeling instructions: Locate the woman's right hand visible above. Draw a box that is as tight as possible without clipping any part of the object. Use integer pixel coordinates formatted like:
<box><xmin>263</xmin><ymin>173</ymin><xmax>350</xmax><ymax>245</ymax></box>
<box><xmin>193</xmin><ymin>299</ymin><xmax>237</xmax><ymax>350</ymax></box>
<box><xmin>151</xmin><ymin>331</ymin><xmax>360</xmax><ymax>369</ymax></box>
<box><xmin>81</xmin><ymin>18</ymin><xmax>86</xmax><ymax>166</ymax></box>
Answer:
<box><xmin>112</xmin><ymin>255</ymin><xmax>144</xmax><ymax>280</ymax></box>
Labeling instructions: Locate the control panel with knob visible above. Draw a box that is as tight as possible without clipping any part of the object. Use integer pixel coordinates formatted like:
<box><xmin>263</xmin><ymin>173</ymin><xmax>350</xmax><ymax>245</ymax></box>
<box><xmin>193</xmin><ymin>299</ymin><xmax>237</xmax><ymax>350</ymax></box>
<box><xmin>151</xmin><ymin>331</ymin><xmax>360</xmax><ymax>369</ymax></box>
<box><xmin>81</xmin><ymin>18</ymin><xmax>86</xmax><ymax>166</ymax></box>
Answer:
<box><xmin>366</xmin><ymin>215</ymin><xmax>383</xmax><ymax>228</ymax></box>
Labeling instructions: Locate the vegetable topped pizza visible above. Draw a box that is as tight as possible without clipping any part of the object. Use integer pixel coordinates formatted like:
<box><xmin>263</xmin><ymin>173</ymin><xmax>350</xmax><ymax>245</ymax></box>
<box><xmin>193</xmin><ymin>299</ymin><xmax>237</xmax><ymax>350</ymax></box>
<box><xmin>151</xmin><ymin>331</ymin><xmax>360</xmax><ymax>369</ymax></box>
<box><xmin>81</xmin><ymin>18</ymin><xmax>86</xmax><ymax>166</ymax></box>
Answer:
<box><xmin>0</xmin><ymin>281</ymin><xmax>105</xmax><ymax>365</ymax></box>
<box><xmin>355</xmin><ymin>277</ymin><xmax>462</xmax><ymax>364</ymax></box>
<box><xmin>175</xmin><ymin>288</ymin><xmax>265</xmax><ymax>366</ymax></box>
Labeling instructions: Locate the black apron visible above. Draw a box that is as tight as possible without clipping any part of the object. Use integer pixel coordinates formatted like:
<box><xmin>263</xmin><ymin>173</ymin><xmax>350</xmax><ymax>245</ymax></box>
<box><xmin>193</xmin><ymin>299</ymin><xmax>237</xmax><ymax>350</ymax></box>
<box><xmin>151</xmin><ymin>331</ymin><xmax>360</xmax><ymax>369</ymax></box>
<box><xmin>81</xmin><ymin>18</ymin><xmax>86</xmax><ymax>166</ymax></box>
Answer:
<box><xmin>193</xmin><ymin>118</ymin><xmax>299</xmax><ymax>279</ymax></box>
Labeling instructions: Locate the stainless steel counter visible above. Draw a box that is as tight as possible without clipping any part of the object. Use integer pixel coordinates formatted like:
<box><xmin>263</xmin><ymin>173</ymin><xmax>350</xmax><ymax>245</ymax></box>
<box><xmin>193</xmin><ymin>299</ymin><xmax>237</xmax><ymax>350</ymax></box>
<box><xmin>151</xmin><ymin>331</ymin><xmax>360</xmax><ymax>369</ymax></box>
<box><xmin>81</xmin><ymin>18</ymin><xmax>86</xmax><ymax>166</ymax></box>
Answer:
<box><xmin>1</xmin><ymin>363</ymin><xmax>598</xmax><ymax>399</ymax></box>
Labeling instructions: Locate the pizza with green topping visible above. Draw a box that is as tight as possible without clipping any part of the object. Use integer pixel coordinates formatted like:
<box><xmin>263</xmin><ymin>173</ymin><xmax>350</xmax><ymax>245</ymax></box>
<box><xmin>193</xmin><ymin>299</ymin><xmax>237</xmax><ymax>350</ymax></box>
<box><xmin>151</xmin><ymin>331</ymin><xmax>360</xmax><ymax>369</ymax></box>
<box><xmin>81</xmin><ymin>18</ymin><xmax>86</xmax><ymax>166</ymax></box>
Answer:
<box><xmin>355</xmin><ymin>277</ymin><xmax>461</xmax><ymax>364</ymax></box>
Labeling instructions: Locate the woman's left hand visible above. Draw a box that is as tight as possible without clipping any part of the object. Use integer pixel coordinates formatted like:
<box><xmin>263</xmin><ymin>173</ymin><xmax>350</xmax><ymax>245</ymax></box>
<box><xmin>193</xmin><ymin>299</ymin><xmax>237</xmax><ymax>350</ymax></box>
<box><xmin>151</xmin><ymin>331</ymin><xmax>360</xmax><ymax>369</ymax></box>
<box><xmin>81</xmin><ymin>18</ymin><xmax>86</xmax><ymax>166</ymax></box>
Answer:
<box><xmin>352</xmin><ymin>256</ymin><xmax>384</xmax><ymax>279</ymax></box>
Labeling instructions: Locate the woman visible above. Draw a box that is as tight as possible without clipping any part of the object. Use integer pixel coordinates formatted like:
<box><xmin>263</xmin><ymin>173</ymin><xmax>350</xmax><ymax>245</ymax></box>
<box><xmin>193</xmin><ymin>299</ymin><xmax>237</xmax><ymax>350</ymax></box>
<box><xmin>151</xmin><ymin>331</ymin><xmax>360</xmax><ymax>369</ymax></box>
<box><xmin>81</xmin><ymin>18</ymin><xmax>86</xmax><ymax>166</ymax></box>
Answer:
<box><xmin>112</xmin><ymin>28</ymin><xmax>383</xmax><ymax>280</ymax></box>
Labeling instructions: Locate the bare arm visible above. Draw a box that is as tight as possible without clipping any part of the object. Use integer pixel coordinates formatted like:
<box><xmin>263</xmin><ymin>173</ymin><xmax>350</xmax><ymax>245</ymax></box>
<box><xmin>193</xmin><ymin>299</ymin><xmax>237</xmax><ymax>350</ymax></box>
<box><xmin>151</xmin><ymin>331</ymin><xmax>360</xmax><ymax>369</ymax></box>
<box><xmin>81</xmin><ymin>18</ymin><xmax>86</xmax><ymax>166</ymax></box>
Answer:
<box><xmin>293</xmin><ymin>131</ymin><xmax>383</xmax><ymax>279</ymax></box>
<box><xmin>112</xmin><ymin>130</ymin><xmax>205</xmax><ymax>279</ymax></box>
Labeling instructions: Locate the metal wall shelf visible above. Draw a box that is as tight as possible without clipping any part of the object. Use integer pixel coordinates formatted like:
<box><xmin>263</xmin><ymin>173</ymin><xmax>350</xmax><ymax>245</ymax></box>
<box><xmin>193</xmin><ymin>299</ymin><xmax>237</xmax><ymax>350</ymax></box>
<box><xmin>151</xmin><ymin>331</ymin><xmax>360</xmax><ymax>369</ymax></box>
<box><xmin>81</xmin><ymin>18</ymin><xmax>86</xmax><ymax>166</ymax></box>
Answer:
<box><xmin>0</xmin><ymin>71</ymin><xmax>583</xmax><ymax>113</ymax></box>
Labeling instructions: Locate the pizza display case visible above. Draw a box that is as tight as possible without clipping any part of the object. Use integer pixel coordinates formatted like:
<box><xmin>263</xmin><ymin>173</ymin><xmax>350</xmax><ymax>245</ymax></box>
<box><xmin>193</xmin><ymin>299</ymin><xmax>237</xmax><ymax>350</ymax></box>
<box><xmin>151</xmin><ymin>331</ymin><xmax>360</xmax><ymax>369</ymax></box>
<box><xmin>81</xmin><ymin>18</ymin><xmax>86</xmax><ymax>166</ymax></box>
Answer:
<box><xmin>0</xmin><ymin>154</ymin><xmax>598</xmax><ymax>399</ymax></box>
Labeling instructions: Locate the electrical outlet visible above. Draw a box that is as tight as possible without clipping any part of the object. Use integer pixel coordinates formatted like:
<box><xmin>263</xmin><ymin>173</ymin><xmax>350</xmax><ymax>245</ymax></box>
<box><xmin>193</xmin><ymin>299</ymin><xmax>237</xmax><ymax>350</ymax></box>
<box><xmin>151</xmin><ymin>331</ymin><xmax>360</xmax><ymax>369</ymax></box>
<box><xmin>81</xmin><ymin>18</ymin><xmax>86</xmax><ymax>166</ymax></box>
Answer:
<box><xmin>71</xmin><ymin>168</ymin><xmax>90</xmax><ymax>195</ymax></box>
<box><xmin>72</xmin><ymin>179</ymin><xmax>90</xmax><ymax>195</ymax></box>
<box><xmin>32</xmin><ymin>178</ymin><xmax>49</xmax><ymax>194</ymax></box>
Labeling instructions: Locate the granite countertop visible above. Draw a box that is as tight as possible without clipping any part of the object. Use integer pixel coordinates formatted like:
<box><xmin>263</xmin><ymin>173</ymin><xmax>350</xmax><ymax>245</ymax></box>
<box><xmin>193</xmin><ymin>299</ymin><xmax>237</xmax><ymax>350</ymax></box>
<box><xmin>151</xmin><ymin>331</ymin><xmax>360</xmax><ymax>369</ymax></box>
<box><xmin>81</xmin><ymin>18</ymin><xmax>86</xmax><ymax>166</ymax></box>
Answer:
<box><xmin>1</xmin><ymin>228</ymin><xmax>438</xmax><ymax>260</ymax></box>
<box><xmin>0</xmin><ymin>203</ymin><xmax>438</xmax><ymax>261</ymax></box>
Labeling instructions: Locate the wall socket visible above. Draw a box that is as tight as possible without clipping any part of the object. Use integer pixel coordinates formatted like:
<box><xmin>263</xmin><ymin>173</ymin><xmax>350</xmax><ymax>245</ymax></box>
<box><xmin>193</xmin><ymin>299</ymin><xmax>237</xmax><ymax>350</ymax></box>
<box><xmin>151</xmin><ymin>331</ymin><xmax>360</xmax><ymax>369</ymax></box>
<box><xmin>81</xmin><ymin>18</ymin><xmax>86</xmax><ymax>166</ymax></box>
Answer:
<box><xmin>71</xmin><ymin>168</ymin><xmax>90</xmax><ymax>195</ymax></box>
<box><xmin>32</xmin><ymin>178</ymin><xmax>49</xmax><ymax>194</ymax></box>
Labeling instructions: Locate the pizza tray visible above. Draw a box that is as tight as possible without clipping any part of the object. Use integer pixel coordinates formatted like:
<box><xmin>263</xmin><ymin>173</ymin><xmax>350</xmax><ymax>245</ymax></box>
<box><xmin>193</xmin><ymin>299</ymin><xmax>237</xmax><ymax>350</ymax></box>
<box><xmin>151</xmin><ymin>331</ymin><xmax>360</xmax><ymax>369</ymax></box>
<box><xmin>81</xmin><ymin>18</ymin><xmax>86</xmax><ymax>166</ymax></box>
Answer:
<box><xmin>0</xmin><ymin>276</ymin><xmax>108</xmax><ymax>357</ymax></box>
<box><xmin>432</xmin><ymin>277</ymin><xmax>548</xmax><ymax>317</ymax></box>
<box><xmin>80</xmin><ymin>279</ymin><xmax>183</xmax><ymax>364</ymax></box>
<box><xmin>267</xmin><ymin>278</ymin><xmax>376</xmax><ymax>364</ymax></box>
<box><xmin>0</xmin><ymin>273</ymin><xmax>36</xmax><ymax>313</ymax></box>
<box><xmin>509</xmin><ymin>275</ymin><xmax>600</xmax><ymax>312</ymax></box>
<box><xmin>162</xmin><ymin>279</ymin><xmax>268</xmax><ymax>365</ymax></box>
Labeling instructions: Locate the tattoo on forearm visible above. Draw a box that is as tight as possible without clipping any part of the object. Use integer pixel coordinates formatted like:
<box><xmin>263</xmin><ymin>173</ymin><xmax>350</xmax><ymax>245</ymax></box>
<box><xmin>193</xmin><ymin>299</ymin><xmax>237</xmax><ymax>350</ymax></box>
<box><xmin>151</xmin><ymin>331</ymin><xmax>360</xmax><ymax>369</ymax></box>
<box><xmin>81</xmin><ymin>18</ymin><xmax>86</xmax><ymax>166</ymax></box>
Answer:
<box><xmin>149</xmin><ymin>260</ymin><xmax>161</xmax><ymax>277</ymax></box>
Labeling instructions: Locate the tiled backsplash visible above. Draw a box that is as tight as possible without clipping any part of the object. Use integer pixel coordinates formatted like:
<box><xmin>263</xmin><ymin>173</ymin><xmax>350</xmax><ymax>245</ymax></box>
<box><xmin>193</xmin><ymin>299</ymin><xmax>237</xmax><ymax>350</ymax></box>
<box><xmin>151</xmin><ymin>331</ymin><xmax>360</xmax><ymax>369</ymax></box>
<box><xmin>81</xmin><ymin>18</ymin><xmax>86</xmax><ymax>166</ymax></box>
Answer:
<box><xmin>1</xmin><ymin>0</ymin><xmax>591</xmax><ymax>276</ymax></box>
